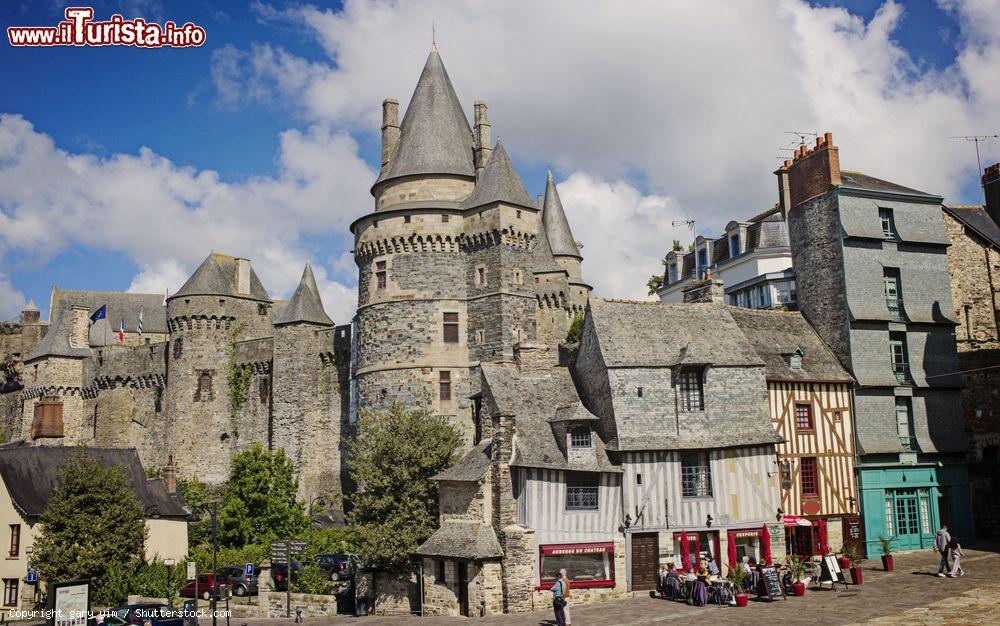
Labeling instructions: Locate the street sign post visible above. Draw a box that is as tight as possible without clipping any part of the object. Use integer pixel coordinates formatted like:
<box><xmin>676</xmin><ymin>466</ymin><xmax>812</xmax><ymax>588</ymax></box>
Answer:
<box><xmin>244</xmin><ymin>563</ymin><xmax>254</xmax><ymax>577</ymax></box>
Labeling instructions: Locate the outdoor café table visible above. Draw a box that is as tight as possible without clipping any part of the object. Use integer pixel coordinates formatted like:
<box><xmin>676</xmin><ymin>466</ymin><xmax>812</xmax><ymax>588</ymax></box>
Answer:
<box><xmin>709</xmin><ymin>579</ymin><xmax>733</xmax><ymax>606</ymax></box>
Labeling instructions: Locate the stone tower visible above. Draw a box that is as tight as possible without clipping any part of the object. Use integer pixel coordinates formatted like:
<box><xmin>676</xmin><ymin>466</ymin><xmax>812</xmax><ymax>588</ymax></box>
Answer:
<box><xmin>165</xmin><ymin>253</ymin><xmax>273</xmax><ymax>484</ymax></box>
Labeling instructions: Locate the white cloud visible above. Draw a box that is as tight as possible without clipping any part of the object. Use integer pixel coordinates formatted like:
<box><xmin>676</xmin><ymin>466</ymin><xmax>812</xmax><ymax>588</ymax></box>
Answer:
<box><xmin>0</xmin><ymin>272</ymin><xmax>27</xmax><ymax>321</ymax></box>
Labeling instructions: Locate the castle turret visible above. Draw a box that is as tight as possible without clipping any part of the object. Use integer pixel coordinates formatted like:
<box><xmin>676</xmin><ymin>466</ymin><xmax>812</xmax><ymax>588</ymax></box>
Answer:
<box><xmin>165</xmin><ymin>253</ymin><xmax>273</xmax><ymax>483</ymax></box>
<box><xmin>542</xmin><ymin>170</ymin><xmax>583</xmax><ymax>279</ymax></box>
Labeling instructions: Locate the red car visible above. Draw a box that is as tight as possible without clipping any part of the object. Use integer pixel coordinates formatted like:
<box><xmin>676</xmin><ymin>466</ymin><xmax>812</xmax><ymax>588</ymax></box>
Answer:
<box><xmin>179</xmin><ymin>574</ymin><xmax>229</xmax><ymax>600</ymax></box>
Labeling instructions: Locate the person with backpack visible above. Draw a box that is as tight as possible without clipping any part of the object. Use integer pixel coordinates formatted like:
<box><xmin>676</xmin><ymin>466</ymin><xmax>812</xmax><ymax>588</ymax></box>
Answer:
<box><xmin>934</xmin><ymin>525</ymin><xmax>951</xmax><ymax>576</ymax></box>
<box><xmin>948</xmin><ymin>536</ymin><xmax>965</xmax><ymax>578</ymax></box>
<box><xmin>550</xmin><ymin>569</ymin><xmax>568</xmax><ymax>626</ymax></box>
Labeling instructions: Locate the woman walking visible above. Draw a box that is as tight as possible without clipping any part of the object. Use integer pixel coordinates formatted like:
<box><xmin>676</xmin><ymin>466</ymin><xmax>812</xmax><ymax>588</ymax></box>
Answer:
<box><xmin>948</xmin><ymin>536</ymin><xmax>965</xmax><ymax>577</ymax></box>
<box><xmin>550</xmin><ymin>569</ymin><xmax>568</xmax><ymax>626</ymax></box>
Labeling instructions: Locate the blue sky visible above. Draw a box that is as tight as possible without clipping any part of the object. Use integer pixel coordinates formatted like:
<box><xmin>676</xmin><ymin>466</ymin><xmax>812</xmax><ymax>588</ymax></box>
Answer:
<box><xmin>2</xmin><ymin>0</ymin><xmax>998</xmax><ymax>321</ymax></box>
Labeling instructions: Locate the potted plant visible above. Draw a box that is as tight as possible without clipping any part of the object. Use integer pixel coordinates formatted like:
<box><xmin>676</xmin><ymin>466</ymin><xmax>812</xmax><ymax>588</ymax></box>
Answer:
<box><xmin>729</xmin><ymin>564</ymin><xmax>749</xmax><ymax>607</ymax></box>
<box><xmin>878</xmin><ymin>536</ymin><xmax>894</xmax><ymax>572</ymax></box>
<box><xmin>841</xmin><ymin>545</ymin><xmax>864</xmax><ymax>585</ymax></box>
<box><xmin>790</xmin><ymin>556</ymin><xmax>808</xmax><ymax>596</ymax></box>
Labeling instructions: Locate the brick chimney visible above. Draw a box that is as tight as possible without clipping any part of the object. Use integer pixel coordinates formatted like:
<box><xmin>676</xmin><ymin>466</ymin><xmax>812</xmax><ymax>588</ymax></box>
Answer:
<box><xmin>235</xmin><ymin>258</ymin><xmax>251</xmax><ymax>295</ymax></box>
<box><xmin>775</xmin><ymin>160</ymin><xmax>792</xmax><ymax>217</ymax></box>
<box><xmin>786</xmin><ymin>132</ymin><xmax>841</xmax><ymax>210</ymax></box>
<box><xmin>381</xmin><ymin>98</ymin><xmax>400</xmax><ymax>170</ymax></box>
<box><xmin>682</xmin><ymin>276</ymin><xmax>725</xmax><ymax>304</ymax></box>
<box><xmin>515</xmin><ymin>342</ymin><xmax>557</xmax><ymax>372</ymax></box>
<box><xmin>984</xmin><ymin>162</ymin><xmax>1000</xmax><ymax>226</ymax></box>
<box><xmin>69</xmin><ymin>305</ymin><xmax>90</xmax><ymax>349</ymax></box>
<box><xmin>473</xmin><ymin>101</ymin><xmax>492</xmax><ymax>179</ymax></box>
<box><xmin>163</xmin><ymin>454</ymin><xmax>177</xmax><ymax>494</ymax></box>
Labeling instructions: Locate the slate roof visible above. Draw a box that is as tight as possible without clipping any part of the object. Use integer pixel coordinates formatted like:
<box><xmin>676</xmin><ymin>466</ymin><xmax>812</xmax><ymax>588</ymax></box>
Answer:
<box><xmin>840</xmin><ymin>171</ymin><xmax>935</xmax><ymax>197</ymax></box>
<box><xmin>944</xmin><ymin>205</ymin><xmax>1000</xmax><ymax>249</ymax></box>
<box><xmin>434</xmin><ymin>439</ymin><xmax>491</xmax><ymax>482</ymax></box>
<box><xmin>0</xmin><ymin>446</ymin><xmax>188</xmax><ymax>520</ymax></box>
<box><xmin>415</xmin><ymin>521</ymin><xmax>503</xmax><ymax>560</ymax></box>
<box><xmin>587</xmin><ymin>300</ymin><xmax>762</xmax><ymax>368</ymax></box>
<box><xmin>275</xmin><ymin>264</ymin><xmax>334</xmax><ymax>326</ymax></box>
<box><xmin>25</xmin><ymin>307</ymin><xmax>93</xmax><ymax>362</ymax></box>
<box><xmin>49</xmin><ymin>289</ymin><xmax>167</xmax><ymax>347</ymax></box>
<box><xmin>727</xmin><ymin>307</ymin><xmax>853</xmax><ymax>383</ymax></box>
<box><xmin>461</xmin><ymin>142</ymin><xmax>536</xmax><ymax>210</ymax></box>
<box><xmin>542</xmin><ymin>170</ymin><xmax>581</xmax><ymax>259</ymax></box>
<box><xmin>480</xmin><ymin>363</ymin><xmax>618</xmax><ymax>473</ymax></box>
<box><xmin>172</xmin><ymin>253</ymin><xmax>271</xmax><ymax>302</ymax></box>
<box><xmin>375</xmin><ymin>47</ymin><xmax>475</xmax><ymax>188</ymax></box>
<box><xmin>550</xmin><ymin>402</ymin><xmax>601</xmax><ymax>423</ymax></box>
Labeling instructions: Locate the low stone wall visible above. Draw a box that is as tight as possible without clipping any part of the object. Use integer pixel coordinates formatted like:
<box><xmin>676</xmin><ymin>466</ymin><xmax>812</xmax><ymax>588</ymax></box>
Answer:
<box><xmin>355</xmin><ymin>571</ymin><xmax>420</xmax><ymax>616</ymax></box>
<box><xmin>261</xmin><ymin>591</ymin><xmax>338</xmax><ymax>619</ymax></box>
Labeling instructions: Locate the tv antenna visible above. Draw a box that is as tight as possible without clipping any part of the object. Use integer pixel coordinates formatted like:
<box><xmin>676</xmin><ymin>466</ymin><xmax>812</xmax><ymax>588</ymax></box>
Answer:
<box><xmin>784</xmin><ymin>130</ymin><xmax>818</xmax><ymax>149</ymax></box>
<box><xmin>950</xmin><ymin>135</ymin><xmax>999</xmax><ymax>187</ymax></box>
<box><xmin>672</xmin><ymin>217</ymin><xmax>696</xmax><ymax>233</ymax></box>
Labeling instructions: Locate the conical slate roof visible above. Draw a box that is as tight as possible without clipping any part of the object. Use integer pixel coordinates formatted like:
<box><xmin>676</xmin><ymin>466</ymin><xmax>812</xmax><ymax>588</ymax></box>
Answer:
<box><xmin>461</xmin><ymin>142</ymin><xmax>536</xmax><ymax>210</ymax></box>
<box><xmin>172</xmin><ymin>253</ymin><xmax>271</xmax><ymax>302</ymax></box>
<box><xmin>25</xmin><ymin>308</ymin><xmax>91</xmax><ymax>362</ymax></box>
<box><xmin>375</xmin><ymin>47</ymin><xmax>474</xmax><ymax>188</ymax></box>
<box><xmin>275</xmin><ymin>264</ymin><xmax>334</xmax><ymax>327</ymax></box>
<box><xmin>542</xmin><ymin>170</ymin><xmax>581</xmax><ymax>258</ymax></box>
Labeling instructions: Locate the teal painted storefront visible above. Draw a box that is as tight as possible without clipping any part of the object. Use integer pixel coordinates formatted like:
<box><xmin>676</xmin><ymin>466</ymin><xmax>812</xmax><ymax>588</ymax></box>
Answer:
<box><xmin>858</xmin><ymin>460</ymin><xmax>972</xmax><ymax>557</ymax></box>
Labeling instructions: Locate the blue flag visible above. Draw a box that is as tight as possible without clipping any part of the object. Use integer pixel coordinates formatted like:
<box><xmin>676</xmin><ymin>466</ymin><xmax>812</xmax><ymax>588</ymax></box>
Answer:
<box><xmin>89</xmin><ymin>305</ymin><xmax>107</xmax><ymax>325</ymax></box>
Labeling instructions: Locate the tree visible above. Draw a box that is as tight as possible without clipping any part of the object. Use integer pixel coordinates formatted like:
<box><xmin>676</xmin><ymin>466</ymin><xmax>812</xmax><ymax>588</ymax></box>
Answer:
<box><xmin>646</xmin><ymin>274</ymin><xmax>664</xmax><ymax>295</ymax></box>
<box><xmin>217</xmin><ymin>444</ymin><xmax>307</xmax><ymax>547</ymax></box>
<box><xmin>565</xmin><ymin>313</ymin><xmax>585</xmax><ymax>343</ymax></box>
<box><xmin>32</xmin><ymin>453</ymin><xmax>146</xmax><ymax>600</ymax></box>
<box><xmin>347</xmin><ymin>402</ymin><xmax>462</xmax><ymax>572</ymax></box>
<box><xmin>672</xmin><ymin>239</ymin><xmax>684</xmax><ymax>252</ymax></box>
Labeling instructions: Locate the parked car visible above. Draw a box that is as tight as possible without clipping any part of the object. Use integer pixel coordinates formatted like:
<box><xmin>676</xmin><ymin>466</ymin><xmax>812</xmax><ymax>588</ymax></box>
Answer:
<box><xmin>178</xmin><ymin>574</ymin><xmax>229</xmax><ymax>600</ymax></box>
<box><xmin>271</xmin><ymin>561</ymin><xmax>301</xmax><ymax>592</ymax></box>
<box><xmin>218</xmin><ymin>565</ymin><xmax>260</xmax><ymax>597</ymax></box>
<box><xmin>102</xmin><ymin>604</ymin><xmax>182</xmax><ymax>626</ymax></box>
<box><xmin>315</xmin><ymin>553</ymin><xmax>359</xmax><ymax>581</ymax></box>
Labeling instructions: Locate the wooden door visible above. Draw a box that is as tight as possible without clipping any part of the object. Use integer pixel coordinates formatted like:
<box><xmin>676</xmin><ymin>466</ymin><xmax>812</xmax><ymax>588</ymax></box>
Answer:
<box><xmin>631</xmin><ymin>533</ymin><xmax>659</xmax><ymax>590</ymax></box>
<box><xmin>457</xmin><ymin>562</ymin><xmax>469</xmax><ymax>617</ymax></box>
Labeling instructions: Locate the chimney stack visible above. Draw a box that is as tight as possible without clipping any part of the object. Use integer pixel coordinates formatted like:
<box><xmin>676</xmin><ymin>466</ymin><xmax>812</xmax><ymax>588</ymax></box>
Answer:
<box><xmin>69</xmin><ymin>305</ymin><xmax>90</xmax><ymax>348</ymax></box>
<box><xmin>163</xmin><ymin>454</ymin><xmax>177</xmax><ymax>494</ymax></box>
<box><xmin>786</xmin><ymin>131</ymin><xmax>841</xmax><ymax>210</ymax></box>
<box><xmin>775</xmin><ymin>160</ymin><xmax>792</xmax><ymax>217</ymax></box>
<box><xmin>984</xmin><ymin>162</ymin><xmax>1000</xmax><ymax>226</ymax></box>
<box><xmin>235</xmin><ymin>258</ymin><xmax>251</xmax><ymax>295</ymax></box>
<box><xmin>473</xmin><ymin>101</ymin><xmax>492</xmax><ymax>179</ymax></box>
<box><xmin>381</xmin><ymin>98</ymin><xmax>400</xmax><ymax>171</ymax></box>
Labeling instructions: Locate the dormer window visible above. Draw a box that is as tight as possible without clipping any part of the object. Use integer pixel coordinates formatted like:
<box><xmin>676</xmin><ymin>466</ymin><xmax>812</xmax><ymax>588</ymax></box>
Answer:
<box><xmin>729</xmin><ymin>234</ymin><xmax>739</xmax><ymax>257</ymax></box>
<box><xmin>879</xmin><ymin>207</ymin><xmax>898</xmax><ymax>240</ymax></box>
<box><xmin>570</xmin><ymin>427</ymin><xmax>592</xmax><ymax>449</ymax></box>
<box><xmin>789</xmin><ymin>348</ymin><xmax>804</xmax><ymax>370</ymax></box>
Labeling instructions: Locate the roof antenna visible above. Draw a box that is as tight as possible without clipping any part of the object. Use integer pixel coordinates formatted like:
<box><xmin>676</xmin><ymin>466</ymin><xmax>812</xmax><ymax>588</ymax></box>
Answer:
<box><xmin>950</xmin><ymin>135</ymin><xmax>999</xmax><ymax>198</ymax></box>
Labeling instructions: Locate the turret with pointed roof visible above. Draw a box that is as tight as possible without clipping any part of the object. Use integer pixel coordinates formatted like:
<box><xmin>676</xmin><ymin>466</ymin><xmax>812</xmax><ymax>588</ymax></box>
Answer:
<box><xmin>275</xmin><ymin>264</ymin><xmax>333</xmax><ymax>327</ymax></box>
<box><xmin>461</xmin><ymin>142</ymin><xmax>536</xmax><ymax>211</ymax></box>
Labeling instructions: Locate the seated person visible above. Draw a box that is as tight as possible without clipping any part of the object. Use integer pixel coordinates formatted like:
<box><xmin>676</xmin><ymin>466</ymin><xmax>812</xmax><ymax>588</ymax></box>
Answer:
<box><xmin>692</xmin><ymin>562</ymin><xmax>710</xmax><ymax>607</ymax></box>
<box><xmin>696</xmin><ymin>560</ymin><xmax>710</xmax><ymax>584</ymax></box>
<box><xmin>661</xmin><ymin>564</ymin><xmax>681</xmax><ymax>600</ymax></box>
<box><xmin>782</xmin><ymin>555</ymin><xmax>794</xmax><ymax>590</ymax></box>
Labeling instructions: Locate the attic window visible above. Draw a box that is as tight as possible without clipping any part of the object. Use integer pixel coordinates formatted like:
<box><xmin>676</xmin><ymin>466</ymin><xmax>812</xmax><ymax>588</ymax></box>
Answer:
<box><xmin>677</xmin><ymin>367</ymin><xmax>704</xmax><ymax>412</ymax></box>
<box><xmin>790</xmin><ymin>349</ymin><xmax>803</xmax><ymax>370</ymax></box>
<box><xmin>570</xmin><ymin>427</ymin><xmax>592</xmax><ymax>449</ymax></box>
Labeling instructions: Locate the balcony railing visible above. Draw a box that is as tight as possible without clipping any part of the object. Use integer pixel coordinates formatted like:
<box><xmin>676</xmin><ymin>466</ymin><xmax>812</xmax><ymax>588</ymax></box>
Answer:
<box><xmin>886</xmin><ymin>298</ymin><xmax>907</xmax><ymax>322</ymax></box>
<box><xmin>892</xmin><ymin>363</ymin><xmax>912</xmax><ymax>384</ymax></box>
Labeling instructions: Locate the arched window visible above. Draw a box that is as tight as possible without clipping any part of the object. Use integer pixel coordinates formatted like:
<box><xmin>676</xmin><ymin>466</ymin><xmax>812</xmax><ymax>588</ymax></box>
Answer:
<box><xmin>570</xmin><ymin>426</ymin><xmax>591</xmax><ymax>449</ymax></box>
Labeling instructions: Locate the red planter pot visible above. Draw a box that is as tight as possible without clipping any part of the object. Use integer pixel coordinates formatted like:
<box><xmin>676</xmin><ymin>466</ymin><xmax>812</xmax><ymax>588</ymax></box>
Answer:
<box><xmin>838</xmin><ymin>557</ymin><xmax>851</xmax><ymax>570</ymax></box>
<box><xmin>792</xmin><ymin>582</ymin><xmax>806</xmax><ymax>596</ymax></box>
<box><xmin>735</xmin><ymin>593</ymin><xmax>749</xmax><ymax>607</ymax></box>
<box><xmin>850</xmin><ymin>566</ymin><xmax>863</xmax><ymax>585</ymax></box>
<box><xmin>882</xmin><ymin>555</ymin><xmax>894</xmax><ymax>572</ymax></box>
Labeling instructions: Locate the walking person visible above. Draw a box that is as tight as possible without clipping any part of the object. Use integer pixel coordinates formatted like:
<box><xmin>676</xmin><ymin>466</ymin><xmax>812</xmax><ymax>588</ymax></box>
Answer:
<box><xmin>948</xmin><ymin>536</ymin><xmax>965</xmax><ymax>578</ymax></box>
<box><xmin>560</xmin><ymin>569</ymin><xmax>573</xmax><ymax>625</ymax></box>
<box><xmin>550</xmin><ymin>569</ymin><xmax>568</xmax><ymax>626</ymax></box>
<box><xmin>935</xmin><ymin>524</ymin><xmax>951</xmax><ymax>577</ymax></box>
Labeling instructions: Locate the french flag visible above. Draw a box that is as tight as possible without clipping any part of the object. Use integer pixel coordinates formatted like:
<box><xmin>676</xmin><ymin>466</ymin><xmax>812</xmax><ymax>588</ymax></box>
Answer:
<box><xmin>118</xmin><ymin>315</ymin><xmax>125</xmax><ymax>344</ymax></box>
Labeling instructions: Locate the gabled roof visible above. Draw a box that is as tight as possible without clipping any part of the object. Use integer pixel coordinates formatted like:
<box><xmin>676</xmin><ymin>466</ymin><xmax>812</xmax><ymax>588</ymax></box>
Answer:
<box><xmin>25</xmin><ymin>307</ymin><xmax>92</xmax><ymax>362</ymax></box>
<box><xmin>172</xmin><ymin>253</ymin><xmax>271</xmax><ymax>302</ymax></box>
<box><xmin>727</xmin><ymin>307</ymin><xmax>853</xmax><ymax>383</ymax></box>
<box><xmin>944</xmin><ymin>205</ymin><xmax>1000</xmax><ymax>250</ymax></box>
<box><xmin>461</xmin><ymin>142</ymin><xmax>536</xmax><ymax>210</ymax></box>
<box><xmin>0</xmin><ymin>446</ymin><xmax>188</xmax><ymax>520</ymax></box>
<box><xmin>416</xmin><ymin>521</ymin><xmax>502</xmax><ymax>560</ymax></box>
<box><xmin>433</xmin><ymin>439</ymin><xmax>491</xmax><ymax>482</ymax></box>
<box><xmin>275</xmin><ymin>264</ymin><xmax>333</xmax><ymax>327</ymax></box>
<box><xmin>542</xmin><ymin>170</ymin><xmax>581</xmax><ymax>259</ymax></box>
<box><xmin>839</xmin><ymin>171</ymin><xmax>935</xmax><ymax>197</ymax></box>
<box><xmin>374</xmin><ymin>47</ymin><xmax>474</xmax><ymax>188</ymax></box>
<box><xmin>587</xmin><ymin>300</ymin><xmax>762</xmax><ymax>368</ymax></box>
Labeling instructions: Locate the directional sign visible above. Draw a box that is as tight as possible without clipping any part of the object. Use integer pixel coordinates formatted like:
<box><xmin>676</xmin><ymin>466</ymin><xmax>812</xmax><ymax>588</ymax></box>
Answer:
<box><xmin>25</xmin><ymin>571</ymin><xmax>37</xmax><ymax>583</ymax></box>
<box><xmin>289</xmin><ymin>541</ymin><xmax>307</xmax><ymax>554</ymax></box>
<box><xmin>186</xmin><ymin>561</ymin><xmax>197</xmax><ymax>580</ymax></box>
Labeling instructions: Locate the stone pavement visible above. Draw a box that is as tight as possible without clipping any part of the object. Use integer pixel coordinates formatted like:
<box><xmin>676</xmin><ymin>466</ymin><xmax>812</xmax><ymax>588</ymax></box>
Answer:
<box><xmin>242</xmin><ymin>547</ymin><xmax>999</xmax><ymax>625</ymax></box>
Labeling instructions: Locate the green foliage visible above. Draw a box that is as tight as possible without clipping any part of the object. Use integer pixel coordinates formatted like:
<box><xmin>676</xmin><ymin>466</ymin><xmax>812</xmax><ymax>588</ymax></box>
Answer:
<box><xmin>646</xmin><ymin>274</ymin><xmax>664</xmax><ymax>296</ymax></box>
<box><xmin>293</xmin><ymin>565</ymin><xmax>333</xmax><ymax>595</ymax></box>
<box><xmin>347</xmin><ymin>402</ymin><xmax>461</xmax><ymax>572</ymax></box>
<box><xmin>227</xmin><ymin>363</ymin><xmax>253</xmax><ymax>415</ymax></box>
<box><xmin>878</xmin><ymin>535</ymin><xmax>894</xmax><ymax>556</ymax></box>
<box><xmin>565</xmin><ymin>313</ymin><xmax>585</xmax><ymax>344</ymax></box>
<box><xmin>840</xmin><ymin>544</ymin><xmax>863</xmax><ymax>567</ymax></box>
<box><xmin>728</xmin><ymin>560</ymin><xmax>747</xmax><ymax>590</ymax></box>
<box><xmin>687</xmin><ymin>242</ymin><xmax>695</xmax><ymax>252</ymax></box>
<box><xmin>32</xmin><ymin>453</ymin><xmax>147</xmax><ymax>600</ymax></box>
<box><xmin>672</xmin><ymin>239</ymin><xmax>684</xmax><ymax>252</ymax></box>
<box><xmin>789</xmin><ymin>555</ymin><xmax>809</xmax><ymax>583</ymax></box>
<box><xmin>218</xmin><ymin>444</ymin><xmax>307</xmax><ymax>548</ymax></box>
<box><xmin>178</xmin><ymin>477</ymin><xmax>214</xmax><ymax>548</ymax></box>
<box><xmin>93</xmin><ymin>560</ymin><xmax>186</xmax><ymax>607</ymax></box>
<box><xmin>189</xmin><ymin>543</ymin><xmax>269</xmax><ymax>573</ymax></box>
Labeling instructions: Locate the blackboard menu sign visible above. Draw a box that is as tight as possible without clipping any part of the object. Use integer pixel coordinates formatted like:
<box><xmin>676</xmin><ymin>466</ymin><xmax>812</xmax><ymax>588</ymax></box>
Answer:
<box><xmin>760</xmin><ymin>567</ymin><xmax>785</xmax><ymax>600</ymax></box>
<box><xmin>820</xmin><ymin>555</ymin><xmax>849</xmax><ymax>590</ymax></box>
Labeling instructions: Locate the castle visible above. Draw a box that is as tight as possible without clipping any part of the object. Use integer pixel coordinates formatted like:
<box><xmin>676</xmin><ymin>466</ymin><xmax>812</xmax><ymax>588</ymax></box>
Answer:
<box><xmin>0</xmin><ymin>45</ymin><xmax>591</xmax><ymax>502</ymax></box>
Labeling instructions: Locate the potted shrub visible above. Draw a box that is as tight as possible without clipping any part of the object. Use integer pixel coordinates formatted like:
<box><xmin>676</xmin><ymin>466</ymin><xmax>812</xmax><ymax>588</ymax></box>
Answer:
<box><xmin>790</xmin><ymin>556</ymin><xmax>808</xmax><ymax>596</ymax></box>
<box><xmin>730</xmin><ymin>564</ymin><xmax>749</xmax><ymax>607</ymax></box>
<box><xmin>878</xmin><ymin>536</ymin><xmax>894</xmax><ymax>572</ymax></box>
<box><xmin>841</xmin><ymin>545</ymin><xmax>864</xmax><ymax>585</ymax></box>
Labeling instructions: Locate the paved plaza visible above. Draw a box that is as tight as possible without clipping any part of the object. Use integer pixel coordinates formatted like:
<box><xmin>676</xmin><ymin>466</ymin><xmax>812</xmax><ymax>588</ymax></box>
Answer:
<box><xmin>244</xmin><ymin>546</ymin><xmax>999</xmax><ymax>625</ymax></box>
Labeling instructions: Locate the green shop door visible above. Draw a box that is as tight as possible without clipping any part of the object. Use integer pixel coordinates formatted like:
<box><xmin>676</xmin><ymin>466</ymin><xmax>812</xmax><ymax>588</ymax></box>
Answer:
<box><xmin>885</xmin><ymin>489</ymin><xmax>933</xmax><ymax>550</ymax></box>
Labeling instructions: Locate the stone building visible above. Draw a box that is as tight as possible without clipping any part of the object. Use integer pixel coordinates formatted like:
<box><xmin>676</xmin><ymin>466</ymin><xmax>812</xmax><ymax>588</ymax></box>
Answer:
<box><xmin>940</xmin><ymin>162</ymin><xmax>1000</xmax><ymax>538</ymax></box>
<box><xmin>350</xmin><ymin>45</ymin><xmax>590</xmax><ymax>448</ymax></box>
<box><xmin>0</xmin><ymin>256</ymin><xmax>351</xmax><ymax>500</ymax></box>
<box><xmin>781</xmin><ymin>133</ymin><xmax>972</xmax><ymax>555</ymax></box>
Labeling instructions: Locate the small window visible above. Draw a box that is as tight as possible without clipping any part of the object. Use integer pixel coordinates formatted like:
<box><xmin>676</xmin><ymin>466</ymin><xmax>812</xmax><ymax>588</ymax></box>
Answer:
<box><xmin>258</xmin><ymin>303</ymin><xmax>267</xmax><ymax>315</ymax></box>
<box><xmin>476</xmin><ymin>329</ymin><xmax>485</xmax><ymax>344</ymax></box>
<box><xmin>218</xmin><ymin>299</ymin><xmax>225</xmax><ymax>306</ymax></box>
<box><xmin>681</xmin><ymin>451</ymin><xmax>712</xmax><ymax>498</ymax></box>
<box><xmin>637</xmin><ymin>387</ymin><xmax>644</xmax><ymax>398</ymax></box>
<box><xmin>436</xmin><ymin>560</ymin><xmax>446</xmax><ymax>585</ymax></box>
<box><xmin>513</xmin><ymin>269</ymin><xmax>523</xmax><ymax>285</ymax></box>
<box><xmin>790</xmin><ymin>350</ymin><xmax>803</xmax><ymax>369</ymax></box>
<box><xmin>154</xmin><ymin>387</ymin><xmax>163</xmax><ymax>413</ymax></box>
<box><xmin>375</xmin><ymin>260</ymin><xmax>387</xmax><ymax>290</ymax></box>
<box><xmin>197</xmin><ymin>372</ymin><xmax>212</xmax><ymax>402</ymax></box>
<box><xmin>795</xmin><ymin>403</ymin><xmax>813</xmax><ymax>430</ymax></box>
<box><xmin>476</xmin><ymin>266</ymin><xmax>486</xmax><ymax>286</ymax></box>
<box><xmin>636</xmin><ymin>473</ymin><xmax>642</xmax><ymax>485</ymax></box>
<box><xmin>8</xmin><ymin>524</ymin><xmax>20</xmax><ymax>557</ymax></box>
<box><xmin>566</xmin><ymin>472</ymin><xmax>599</xmax><ymax>510</ymax></box>
<box><xmin>800</xmin><ymin>457</ymin><xmax>818</xmax><ymax>497</ymax></box>
<box><xmin>439</xmin><ymin>371</ymin><xmax>452</xmax><ymax>401</ymax></box>
<box><xmin>173</xmin><ymin>337</ymin><xmax>183</xmax><ymax>359</ymax></box>
<box><xmin>373</xmin><ymin>219</ymin><xmax>379</xmax><ymax>228</ymax></box>
<box><xmin>442</xmin><ymin>214</ymin><xmax>450</xmax><ymax>223</ymax></box>
<box><xmin>404</xmin><ymin>215</ymin><xmax>411</xmax><ymax>224</ymax></box>
<box><xmin>259</xmin><ymin>378</ymin><xmax>270</xmax><ymax>405</ymax></box>
<box><xmin>570</xmin><ymin>427</ymin><xmax>591</xmax><ymax>449</ymax></box>
<box><xmin>516</xmin><ymin>209</ymin><xmax>522</xmax><ymax>219</ymax></box>
<box><xmin>879</xmin><ymin>207</ymin><xmax>897</xmax><ymax>239</ymax></box>
<box><xmin>678</xmin><ymin>368</ymin><xmax>704</xmax><ymax>411</ymax></box>
<box><xmin>443</xmin><ymin>312</ymin><xmax>459</xmax><ymax>344</ymax></box>
<box><xmin>3</xmin><ymin>578</ymin><xmax>17</xmax><ymax>607</ymax></box>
